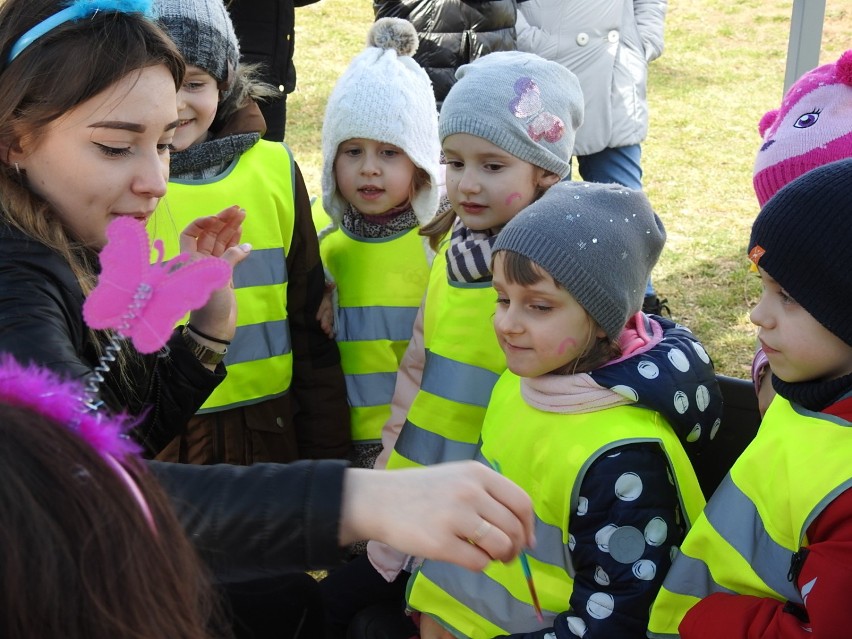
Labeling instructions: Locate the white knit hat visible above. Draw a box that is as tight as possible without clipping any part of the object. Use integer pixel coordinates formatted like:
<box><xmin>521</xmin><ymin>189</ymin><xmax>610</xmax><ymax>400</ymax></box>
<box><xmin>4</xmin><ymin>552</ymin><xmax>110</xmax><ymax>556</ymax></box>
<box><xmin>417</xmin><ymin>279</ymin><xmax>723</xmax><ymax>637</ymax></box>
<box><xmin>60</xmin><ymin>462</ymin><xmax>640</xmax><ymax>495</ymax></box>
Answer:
<box><xmin>321</xmin><ymin>18</ymin><xmax>441</xmax><ymax>228</ymax></box>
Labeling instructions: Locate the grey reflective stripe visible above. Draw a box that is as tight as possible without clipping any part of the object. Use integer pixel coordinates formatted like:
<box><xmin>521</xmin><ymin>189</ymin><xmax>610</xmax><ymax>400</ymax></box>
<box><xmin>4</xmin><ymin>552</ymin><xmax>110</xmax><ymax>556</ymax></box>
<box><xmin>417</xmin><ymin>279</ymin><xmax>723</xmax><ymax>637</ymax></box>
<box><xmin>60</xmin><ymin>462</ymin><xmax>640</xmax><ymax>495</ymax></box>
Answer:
<box><xmin>345</xmin><ymin>371</ymin><xmax>397</xmax><ymax>407</ymax></box>
<box><xmin>395</xmin><ymin>421</ymin><xmax>479</xmax><ymax>464</ymax></box>
<box><xmin>196</xmin><ymin>388</ymin><xmax>289</xmax><ymax>415</ymax></box>
<box><xmin>647</xmin><ymin>631</ymin><xmax>680</xmax><ymax>638</ymax></box>
<box><xmin>658</xmin><ymin>546</ymin><xmax>736</xmax><ymax>600</ymax></box>
<box><xmin>225</xmin><ymin>319</ymin><xmax>291</xmax><ymax>366</ymax></box>
<box><xmin>337</xmin><ymin>306</ymin><xmax>418</xmax><ymax>342</ymax></box>
<box><xmin>418</xmin><ymin>561</ymin><xmax>557</xmax><ymax>634</ymax></box>
<box><xmin>420</xmin><ymin>350</ymin><xmax>500</xmax><ymax>407</ymax></box>
<box><xmin>232</xmin><ymin>247</ymin><xmax>287</xmax><ymax>289</ymax></box>
<box><xmin>663</xmin><ymin>475</ymin><xmax>800</xmax><ymax>603</ymax></box>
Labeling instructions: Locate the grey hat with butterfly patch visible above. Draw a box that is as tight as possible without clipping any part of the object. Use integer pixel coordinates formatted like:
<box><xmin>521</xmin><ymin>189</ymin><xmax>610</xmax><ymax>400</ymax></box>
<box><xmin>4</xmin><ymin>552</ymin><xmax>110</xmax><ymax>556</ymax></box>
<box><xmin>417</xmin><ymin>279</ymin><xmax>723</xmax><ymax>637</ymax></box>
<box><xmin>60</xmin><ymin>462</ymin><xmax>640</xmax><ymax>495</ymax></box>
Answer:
<box><xmin>439</xmin><ymin>51</ymin><xmax>583</xmax><ymax>179</ymax></box>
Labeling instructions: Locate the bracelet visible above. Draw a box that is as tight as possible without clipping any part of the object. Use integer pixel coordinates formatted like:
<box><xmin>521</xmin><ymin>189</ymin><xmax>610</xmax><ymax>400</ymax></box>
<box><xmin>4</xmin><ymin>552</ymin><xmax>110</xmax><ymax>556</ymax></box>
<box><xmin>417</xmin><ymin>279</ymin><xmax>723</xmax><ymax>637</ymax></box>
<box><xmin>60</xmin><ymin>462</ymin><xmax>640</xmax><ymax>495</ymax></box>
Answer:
<box><xmin>186</xmin><ymin>323</ymin><xmax>231</xmax><ymax>345</ymax></box>
<box><xmin>181</xmin><ymin>326</ymin><xmax>227</xmax><ymax>366</ymax></box>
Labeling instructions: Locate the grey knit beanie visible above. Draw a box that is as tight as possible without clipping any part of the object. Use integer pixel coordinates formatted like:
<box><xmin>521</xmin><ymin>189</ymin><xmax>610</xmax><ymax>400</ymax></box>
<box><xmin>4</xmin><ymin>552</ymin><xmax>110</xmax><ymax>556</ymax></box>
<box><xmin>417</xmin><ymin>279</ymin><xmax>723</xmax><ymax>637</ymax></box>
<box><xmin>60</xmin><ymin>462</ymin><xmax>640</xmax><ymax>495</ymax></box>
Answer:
<box><xmin>321</xmin><ymin>18</ymin><xmax>440</xmax><ymax>229</ymax></box>
<box><xmin>152</xmin><ymin>0</ymin><xmax>240</xmax><ymax>96</ymax></box>
<box><xmin>749</xmin><ymin>157</ymin><xmax>852</xmax><ymax>346</ymax></box>
<box><xmin>439</xmin><ymin>51</ymin><xmax>583</xmax><ymax>179</ymax></box>
<box><xmin>494</xmin><ymin>181</ymin><xmax>666</xmax><ymax>340</ymax></box>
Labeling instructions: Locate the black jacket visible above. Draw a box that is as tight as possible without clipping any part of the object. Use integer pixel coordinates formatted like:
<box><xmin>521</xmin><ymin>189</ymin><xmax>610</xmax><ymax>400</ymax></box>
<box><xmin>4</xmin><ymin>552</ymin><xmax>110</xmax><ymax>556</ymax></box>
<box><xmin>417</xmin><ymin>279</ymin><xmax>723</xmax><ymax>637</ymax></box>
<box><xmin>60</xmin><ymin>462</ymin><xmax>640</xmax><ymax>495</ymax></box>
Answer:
<box><xmin>0</xmin><ymin>222</ymin><xmax>223</xmax><ymax>456</ymax></box>
<box><xmin>374</xmin><ymin>0</ymin><xmax>522</xmax><ymax>105</ymax></box>
<box><xmin>150</xmin><ymin>458</ymin><xmax>348</xmax><ymax>581</ymax></box>
<box><xmin>0</xmin><ymin>223</ymin><xmax>350</xmax><ymax>579</ymax></box>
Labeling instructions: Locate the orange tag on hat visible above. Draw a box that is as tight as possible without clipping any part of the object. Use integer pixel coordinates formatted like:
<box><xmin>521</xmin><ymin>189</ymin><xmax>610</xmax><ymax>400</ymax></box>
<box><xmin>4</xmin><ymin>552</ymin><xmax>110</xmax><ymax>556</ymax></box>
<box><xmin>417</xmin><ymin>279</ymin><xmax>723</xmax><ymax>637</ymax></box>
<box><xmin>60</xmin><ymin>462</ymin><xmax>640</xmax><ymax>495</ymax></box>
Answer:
<box><xmin>748</xmin><ymin>245</ymin><xmax>766</xmax><ymax>267</ymax></box>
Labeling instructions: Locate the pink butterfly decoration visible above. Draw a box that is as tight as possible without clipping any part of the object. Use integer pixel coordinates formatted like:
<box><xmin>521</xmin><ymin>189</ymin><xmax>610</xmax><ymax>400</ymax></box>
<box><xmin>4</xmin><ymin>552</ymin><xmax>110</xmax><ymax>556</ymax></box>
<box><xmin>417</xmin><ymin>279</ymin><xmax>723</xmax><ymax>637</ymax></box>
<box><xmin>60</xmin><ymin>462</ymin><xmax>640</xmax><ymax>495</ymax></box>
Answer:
<box><xmin>83</xmin><ymin>216</ymin><xmax>232</xmax><ymax>354</ymax></box>
<box><xmin>510</xmin><ymin>77</ymin><xmax>566</xmax><ymax>144</ymax></box>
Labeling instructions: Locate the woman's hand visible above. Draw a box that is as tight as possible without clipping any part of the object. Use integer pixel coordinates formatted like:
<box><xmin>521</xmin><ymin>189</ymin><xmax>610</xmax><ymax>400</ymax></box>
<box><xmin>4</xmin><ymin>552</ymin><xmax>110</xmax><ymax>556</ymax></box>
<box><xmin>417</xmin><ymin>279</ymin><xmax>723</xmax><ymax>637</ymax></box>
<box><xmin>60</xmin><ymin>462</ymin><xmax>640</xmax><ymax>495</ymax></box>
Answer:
<box><xmin>182</xmin><ymin>205</ymin><xmax>251</xmax><ymax>346</ymax></box>
<box><xmin>340</xmin><ymin>461</ymin><xmax>535</xmax><ymax>572</ymax></box>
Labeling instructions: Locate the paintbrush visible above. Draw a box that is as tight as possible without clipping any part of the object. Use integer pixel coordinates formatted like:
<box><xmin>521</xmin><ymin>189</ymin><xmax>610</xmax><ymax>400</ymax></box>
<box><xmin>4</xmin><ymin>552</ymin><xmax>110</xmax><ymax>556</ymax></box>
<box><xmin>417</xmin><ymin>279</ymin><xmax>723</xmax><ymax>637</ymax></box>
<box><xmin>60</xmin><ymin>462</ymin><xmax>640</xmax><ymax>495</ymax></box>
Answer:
<box><xmin>492</xmin><ymin>459</ymin><xmax>544</xmax><ymax>622</ymax></box>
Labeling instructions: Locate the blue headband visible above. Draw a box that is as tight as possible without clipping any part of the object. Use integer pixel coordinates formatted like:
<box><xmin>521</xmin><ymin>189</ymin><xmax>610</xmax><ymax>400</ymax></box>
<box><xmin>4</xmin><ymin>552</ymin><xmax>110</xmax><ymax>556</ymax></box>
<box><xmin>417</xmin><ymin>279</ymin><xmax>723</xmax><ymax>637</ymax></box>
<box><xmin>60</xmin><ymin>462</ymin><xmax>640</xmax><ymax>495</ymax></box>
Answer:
<box><xmin>8</xmin><ymin>0</ymin><xmax>154</xmax><ymax>64</ymax></box>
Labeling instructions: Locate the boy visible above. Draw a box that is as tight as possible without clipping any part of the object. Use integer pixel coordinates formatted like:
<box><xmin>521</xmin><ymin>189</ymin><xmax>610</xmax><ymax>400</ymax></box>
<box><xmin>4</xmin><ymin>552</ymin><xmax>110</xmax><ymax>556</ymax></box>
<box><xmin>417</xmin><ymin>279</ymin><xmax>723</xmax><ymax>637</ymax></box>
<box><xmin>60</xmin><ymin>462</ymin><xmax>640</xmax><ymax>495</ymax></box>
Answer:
<box><xmin>648</xmin><ymin>158</ymin><xmax>852</xmax><ymax>638</ymax></box>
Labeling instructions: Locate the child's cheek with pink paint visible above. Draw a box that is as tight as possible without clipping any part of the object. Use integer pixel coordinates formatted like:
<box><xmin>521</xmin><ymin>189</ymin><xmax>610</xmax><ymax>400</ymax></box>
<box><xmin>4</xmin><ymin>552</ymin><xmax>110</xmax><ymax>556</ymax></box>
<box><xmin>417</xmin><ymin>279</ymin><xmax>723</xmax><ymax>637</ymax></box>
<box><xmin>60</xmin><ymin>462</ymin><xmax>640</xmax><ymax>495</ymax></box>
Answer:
<box><xmin>557</xmin><ymin>337</ymin><xmax>578</xmax><ymax>355</ymax></box>
<box><xmin>505</xmin><ymin>192</ymin><xmax>522</xmax><ymax>206</ymax></box>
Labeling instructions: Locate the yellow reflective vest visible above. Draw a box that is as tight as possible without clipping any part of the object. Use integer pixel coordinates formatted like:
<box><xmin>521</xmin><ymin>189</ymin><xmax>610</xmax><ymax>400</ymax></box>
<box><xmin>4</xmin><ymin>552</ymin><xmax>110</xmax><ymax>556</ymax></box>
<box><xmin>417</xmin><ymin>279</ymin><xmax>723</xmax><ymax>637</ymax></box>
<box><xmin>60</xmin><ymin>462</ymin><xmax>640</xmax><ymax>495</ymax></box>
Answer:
<box><xmin>314</xmin><ymin>202</ymin><xmax>431</xmax><ymax>443</ymax></box>
<box><xmin>648</xmin><ymin>395</ymin><xmax>852</xmax><ymax>638</ymax></box>
<box><xmin>154</xmin><ymin>140</ymin><xmax>295</xmax><ymax>412</ymax></box>
<box><xmin>409</xmin><ymin>370</ymin><xmax>706</xmax><ymax>638</ymax></box>
<box><xmin>386</xmin><ymin>247</ymin><xmax>505</xmax><ymax>469</ymax></box>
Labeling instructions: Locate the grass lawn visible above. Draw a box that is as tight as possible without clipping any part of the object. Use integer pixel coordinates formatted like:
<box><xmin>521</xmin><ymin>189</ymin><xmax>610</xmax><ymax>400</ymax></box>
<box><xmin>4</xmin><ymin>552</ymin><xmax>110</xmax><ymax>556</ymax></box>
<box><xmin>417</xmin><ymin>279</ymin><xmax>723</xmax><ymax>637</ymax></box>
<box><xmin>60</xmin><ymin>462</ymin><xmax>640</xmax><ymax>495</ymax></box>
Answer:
<box><xmin>286</xmin><ymin>0</ymin><xmax>847</xmax><ymax>378</ymax></box>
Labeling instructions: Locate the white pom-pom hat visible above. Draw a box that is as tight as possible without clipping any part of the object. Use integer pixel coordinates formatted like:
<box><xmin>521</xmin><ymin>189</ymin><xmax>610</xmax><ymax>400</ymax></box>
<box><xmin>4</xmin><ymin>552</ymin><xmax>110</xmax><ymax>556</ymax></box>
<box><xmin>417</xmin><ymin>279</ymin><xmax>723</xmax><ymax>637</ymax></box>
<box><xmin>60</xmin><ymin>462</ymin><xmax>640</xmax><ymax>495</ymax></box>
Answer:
<box><xmin>321</xmin><ymin>18</ymin><xmax>440</xmax><ymax>230</ymax></box>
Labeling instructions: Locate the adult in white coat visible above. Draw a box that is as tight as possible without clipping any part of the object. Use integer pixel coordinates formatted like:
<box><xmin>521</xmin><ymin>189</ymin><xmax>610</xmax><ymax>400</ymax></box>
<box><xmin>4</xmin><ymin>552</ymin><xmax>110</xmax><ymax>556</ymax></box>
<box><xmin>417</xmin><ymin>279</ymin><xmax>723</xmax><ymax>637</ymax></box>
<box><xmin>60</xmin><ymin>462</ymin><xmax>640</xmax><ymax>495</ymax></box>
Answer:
<box><xmin>515</xmin><ymin>0</ymin><xmax>668</xmax><ymax>312</ymax></box>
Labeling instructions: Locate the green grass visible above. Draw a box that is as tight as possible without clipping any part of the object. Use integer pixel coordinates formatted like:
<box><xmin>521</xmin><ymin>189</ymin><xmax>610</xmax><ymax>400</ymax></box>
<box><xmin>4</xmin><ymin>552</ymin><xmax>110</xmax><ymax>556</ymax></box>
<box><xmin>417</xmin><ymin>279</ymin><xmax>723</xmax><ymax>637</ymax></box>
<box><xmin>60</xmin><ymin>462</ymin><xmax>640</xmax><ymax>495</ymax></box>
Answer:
<box><xmin>286</xmin><ymin>0</ymin><xmax>847</xmax><ymax>378</ymax></box>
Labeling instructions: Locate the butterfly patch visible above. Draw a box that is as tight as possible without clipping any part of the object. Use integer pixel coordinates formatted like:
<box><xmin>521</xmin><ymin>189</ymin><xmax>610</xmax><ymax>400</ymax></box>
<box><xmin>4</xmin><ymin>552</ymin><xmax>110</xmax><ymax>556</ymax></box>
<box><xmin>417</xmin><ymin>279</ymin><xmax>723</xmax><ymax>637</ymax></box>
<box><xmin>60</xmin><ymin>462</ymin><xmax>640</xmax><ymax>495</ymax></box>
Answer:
<box><xmin>510</xmin><ymin>77</ymin><xmax>566</xmax><ymax>143</ymax></box>
<box><xmin>83</xmin><ymin>217</ymin><xmax>232</xmax><ymax>354</ymax></box>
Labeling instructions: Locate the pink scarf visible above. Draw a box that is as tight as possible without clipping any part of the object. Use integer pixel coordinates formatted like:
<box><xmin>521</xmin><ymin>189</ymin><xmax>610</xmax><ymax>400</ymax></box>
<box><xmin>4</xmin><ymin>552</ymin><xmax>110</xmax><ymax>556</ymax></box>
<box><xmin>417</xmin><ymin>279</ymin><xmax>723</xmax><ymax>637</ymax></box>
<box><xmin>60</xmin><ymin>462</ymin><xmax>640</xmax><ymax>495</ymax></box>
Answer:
<box><xmin>521</xmin><ymin>313</ymin><xmax>663</xmax><ymax>413</ymax></box>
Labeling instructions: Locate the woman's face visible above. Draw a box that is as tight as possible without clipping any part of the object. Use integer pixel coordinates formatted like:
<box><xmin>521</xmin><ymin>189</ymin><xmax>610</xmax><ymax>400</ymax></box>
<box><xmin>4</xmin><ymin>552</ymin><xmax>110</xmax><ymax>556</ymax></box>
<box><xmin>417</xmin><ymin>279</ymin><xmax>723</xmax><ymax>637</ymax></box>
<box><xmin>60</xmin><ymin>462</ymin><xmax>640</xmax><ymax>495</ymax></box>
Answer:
<box><xmin>10</xmin><ymin>65</ymin><xmax>178</xmax><ymax>249</ymax></box>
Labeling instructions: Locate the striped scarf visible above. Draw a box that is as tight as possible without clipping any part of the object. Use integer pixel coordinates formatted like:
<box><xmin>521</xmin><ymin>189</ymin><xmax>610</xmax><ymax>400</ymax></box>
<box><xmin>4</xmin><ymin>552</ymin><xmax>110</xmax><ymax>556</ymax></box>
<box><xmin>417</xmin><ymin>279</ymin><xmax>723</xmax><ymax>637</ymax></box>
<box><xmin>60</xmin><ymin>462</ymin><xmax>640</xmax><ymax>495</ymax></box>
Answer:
<box><xmin>445</xmin><ymin>217</ymin><xmax>501</xmax><ymax>283</ymax></box>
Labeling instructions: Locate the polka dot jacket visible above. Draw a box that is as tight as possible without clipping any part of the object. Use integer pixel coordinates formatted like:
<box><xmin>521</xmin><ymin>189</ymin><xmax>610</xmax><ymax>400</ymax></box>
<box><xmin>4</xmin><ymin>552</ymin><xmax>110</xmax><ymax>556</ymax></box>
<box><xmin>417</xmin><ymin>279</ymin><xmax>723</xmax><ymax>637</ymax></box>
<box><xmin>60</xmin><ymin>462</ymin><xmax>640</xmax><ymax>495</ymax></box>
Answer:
<box><xmin>496</xmin><ymin>315</ymin><xmax>722</xmax><ymax>639</ymax></box>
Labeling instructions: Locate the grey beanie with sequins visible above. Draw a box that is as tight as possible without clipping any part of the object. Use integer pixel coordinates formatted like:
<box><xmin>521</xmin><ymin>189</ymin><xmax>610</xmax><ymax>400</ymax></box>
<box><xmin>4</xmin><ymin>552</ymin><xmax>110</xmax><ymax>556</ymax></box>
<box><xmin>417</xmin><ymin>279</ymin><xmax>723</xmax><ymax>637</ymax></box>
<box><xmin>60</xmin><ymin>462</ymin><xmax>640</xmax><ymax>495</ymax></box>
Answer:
<box><xmin>493</xmin><ymin>181</ymin><xmax>666</xmax><ymax>339</ymax></box>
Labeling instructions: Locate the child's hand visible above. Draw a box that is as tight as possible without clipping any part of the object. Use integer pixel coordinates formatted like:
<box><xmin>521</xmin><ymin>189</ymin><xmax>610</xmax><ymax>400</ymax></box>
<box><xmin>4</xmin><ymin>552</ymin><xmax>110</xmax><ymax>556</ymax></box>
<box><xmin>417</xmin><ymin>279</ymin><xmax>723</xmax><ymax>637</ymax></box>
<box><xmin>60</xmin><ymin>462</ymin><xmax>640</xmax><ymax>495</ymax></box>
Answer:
<box><xmin>419</xmin><ymin>614</ymin><xmax>455</xmax><ymax>639</ymax></box>
<box><xmin>316</xmin><ymin>280</ymin><xmax>336</xmax><ymax>338</ymax></box>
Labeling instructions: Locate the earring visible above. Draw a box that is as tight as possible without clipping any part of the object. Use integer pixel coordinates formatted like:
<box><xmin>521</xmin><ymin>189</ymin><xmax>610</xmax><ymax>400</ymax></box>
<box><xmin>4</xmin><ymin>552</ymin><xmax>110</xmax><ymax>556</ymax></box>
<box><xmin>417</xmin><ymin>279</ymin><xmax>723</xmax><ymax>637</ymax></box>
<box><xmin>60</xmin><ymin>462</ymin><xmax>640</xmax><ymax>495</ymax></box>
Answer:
<box><xmin>13</xmin><ymin>162</ymin><xmax>20</xmax><ymax>175</ymax></box>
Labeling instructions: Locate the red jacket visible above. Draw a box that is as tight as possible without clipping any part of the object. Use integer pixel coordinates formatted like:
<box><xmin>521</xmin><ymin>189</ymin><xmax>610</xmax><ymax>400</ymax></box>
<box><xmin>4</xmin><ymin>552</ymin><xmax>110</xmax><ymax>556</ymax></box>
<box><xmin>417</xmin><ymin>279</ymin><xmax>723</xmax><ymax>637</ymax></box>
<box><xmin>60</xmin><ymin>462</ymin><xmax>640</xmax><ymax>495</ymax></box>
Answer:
<box><xmin>679</xmin><ymin>394</ymin><xmax>852</xmax><ymax>639</ymax></box>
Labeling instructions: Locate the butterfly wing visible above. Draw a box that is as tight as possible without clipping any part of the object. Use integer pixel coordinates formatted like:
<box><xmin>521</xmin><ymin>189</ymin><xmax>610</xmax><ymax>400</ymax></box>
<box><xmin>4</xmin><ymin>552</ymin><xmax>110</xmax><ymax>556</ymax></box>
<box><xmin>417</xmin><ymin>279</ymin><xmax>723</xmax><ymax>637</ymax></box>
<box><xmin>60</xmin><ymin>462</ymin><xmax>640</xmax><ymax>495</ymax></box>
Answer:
<box><xmin>82</xmin><ymin>217</ymin><xmax>150</xmax><ymax>332</ymax></box>
<box><xmin>125</xmin><ymin>257</ymin><xmax>232</xmax><ymax>353</ymax></box>
<box><xmin>528</xmin><ymin>112</ymin><xmax>566</xmax><ymax>143</ymax></box>
<box><xmin>510</xmin><ymin>77</ymin><xmax>543</xmax><ymax>119</ymax></box>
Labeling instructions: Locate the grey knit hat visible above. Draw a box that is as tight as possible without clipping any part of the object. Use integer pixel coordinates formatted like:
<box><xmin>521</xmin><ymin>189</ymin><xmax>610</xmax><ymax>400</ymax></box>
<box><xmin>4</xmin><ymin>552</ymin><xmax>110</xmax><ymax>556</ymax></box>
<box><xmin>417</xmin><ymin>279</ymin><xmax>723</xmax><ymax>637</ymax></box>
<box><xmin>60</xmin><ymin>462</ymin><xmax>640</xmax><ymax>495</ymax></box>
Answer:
<box><xmin>152</xmin><ymin>0</ymin><xmax>240</xmax><ymax>96</ymax></box>
<box><xmin>321</xmin><ymin>18</ymin><xmax>440</xmax><ymax>229</ymax></box>
<box><xmin>494</xmin><ymin>181</ymin><xmax>666</xmax><ymax>340</ymax></box>
<box><xmin>439</xmin><ymin>51</ymin><xmax>583</xmax><ymax>179</ymax></box>
<box><xmin>749</xmin><ymin>157</ymin><xmax>852</xmax><ymax>346</ymax></box>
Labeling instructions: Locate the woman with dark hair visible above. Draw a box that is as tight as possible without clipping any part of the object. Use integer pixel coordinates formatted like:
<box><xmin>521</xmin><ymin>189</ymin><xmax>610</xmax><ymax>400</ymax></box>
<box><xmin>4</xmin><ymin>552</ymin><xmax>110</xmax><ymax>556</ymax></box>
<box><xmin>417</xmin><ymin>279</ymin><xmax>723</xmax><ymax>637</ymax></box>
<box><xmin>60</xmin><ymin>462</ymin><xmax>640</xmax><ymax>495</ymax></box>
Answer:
<box><xmin>0</xmin><ymin>0</ymin><xmax>534</xmax><ymax>590</ymax></box>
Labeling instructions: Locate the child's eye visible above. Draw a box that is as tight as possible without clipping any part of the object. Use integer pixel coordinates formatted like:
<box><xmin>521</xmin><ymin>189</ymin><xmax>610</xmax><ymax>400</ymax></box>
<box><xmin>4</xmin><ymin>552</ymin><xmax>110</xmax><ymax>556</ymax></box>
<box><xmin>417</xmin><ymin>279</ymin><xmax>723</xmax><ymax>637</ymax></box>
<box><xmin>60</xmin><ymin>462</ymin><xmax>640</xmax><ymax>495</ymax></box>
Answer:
<box><xmin>445</xmin><ymin>159</ymin><xmax>463</xmax><ymax>170</ymax></box>
<box><xmin>495</xmin><ymin>296</ymin><xmax>509</xmax><ymax>306</ymax></box>
<box><xmin>343</xmin><ymin>148</ymin><xmax>361</xmax><ymax>157</ymax></box>
<box><xmin>183</xmin><ymin>82</ymin><xmax>206</xmax><ymax>91</ymax></box>
<box><xmin>95</xmin><ymin>143</ymin><xmax>131</xmax><ymax>158</ymax></box>
<box><xmin>484</xmin><ymin>163</ymin><xmax>503</xmax><ymax>172</ymax></box>
<box><xmin>531</xmin><ymin>304</ymin><xmax>552</xmax><ymax>312</ymax></box>
<box><xmin>381</xmin><ymin>149</ymin><xmax>399</xmax><ymax>158</ymax></box>
<box><xmin>157</xmin><ymin>143</ymin><xmax>175</xmax><ymax>154</ymax></box>
<box><xmin>779</xmin><ymin>288</ymin><xmax>797</xmax><ymax>305</ymax></box>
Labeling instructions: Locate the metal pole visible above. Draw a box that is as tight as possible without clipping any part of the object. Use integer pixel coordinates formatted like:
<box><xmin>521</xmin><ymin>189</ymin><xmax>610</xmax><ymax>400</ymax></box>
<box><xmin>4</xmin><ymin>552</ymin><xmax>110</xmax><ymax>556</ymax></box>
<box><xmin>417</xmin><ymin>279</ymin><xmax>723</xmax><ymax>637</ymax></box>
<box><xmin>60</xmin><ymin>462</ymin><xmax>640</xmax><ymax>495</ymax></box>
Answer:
<box><xmin>783</xmin><ymin>0</ymin><xmax>827</xmax><ymax>95</ymax></box>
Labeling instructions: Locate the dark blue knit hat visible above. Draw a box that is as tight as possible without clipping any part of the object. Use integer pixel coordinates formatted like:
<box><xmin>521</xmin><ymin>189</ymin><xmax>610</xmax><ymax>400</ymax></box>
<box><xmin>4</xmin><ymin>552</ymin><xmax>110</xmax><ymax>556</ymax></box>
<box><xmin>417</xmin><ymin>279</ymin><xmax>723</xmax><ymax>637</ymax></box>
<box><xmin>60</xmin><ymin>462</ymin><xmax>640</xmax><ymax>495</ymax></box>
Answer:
<box><xmin>748</xmin><ymin>157</ymin><xmax>852</xmax><ymax>346</ymax></box>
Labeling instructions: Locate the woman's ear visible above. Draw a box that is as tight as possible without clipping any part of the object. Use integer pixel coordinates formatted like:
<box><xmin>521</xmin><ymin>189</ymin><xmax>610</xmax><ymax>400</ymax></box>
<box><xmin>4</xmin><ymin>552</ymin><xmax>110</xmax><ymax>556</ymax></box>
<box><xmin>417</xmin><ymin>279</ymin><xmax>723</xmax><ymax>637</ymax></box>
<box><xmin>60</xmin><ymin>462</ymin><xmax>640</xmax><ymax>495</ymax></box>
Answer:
<box><xmin>537</xmin><ymin>171</ymin><xmax>561</xmax><ymax>189</ymax></box>
<box><xmin>0</xmin><ymin>135</ymin><xmax>27</xmax><ymax>167</ymax></box>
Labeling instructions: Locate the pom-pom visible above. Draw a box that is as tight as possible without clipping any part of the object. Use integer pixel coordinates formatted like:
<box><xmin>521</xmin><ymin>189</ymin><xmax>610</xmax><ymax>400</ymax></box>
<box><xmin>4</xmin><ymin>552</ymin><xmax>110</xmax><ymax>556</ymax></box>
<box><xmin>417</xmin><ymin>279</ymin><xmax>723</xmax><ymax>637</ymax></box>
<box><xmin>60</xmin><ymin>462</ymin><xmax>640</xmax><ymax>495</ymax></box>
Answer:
<box><xmin>835</xmin><ymin>50</ymin><xmax>852</xmax><ymax>86</ymax></box>
<box><xmin>758</xmin><ymin>109</ymin><xmax>778</xmax><ymax>138</ymax></box>
<box><xmin>367</xmin><ymin>17</ymin><xmax>418</xmax><ymax>57</ymax></box>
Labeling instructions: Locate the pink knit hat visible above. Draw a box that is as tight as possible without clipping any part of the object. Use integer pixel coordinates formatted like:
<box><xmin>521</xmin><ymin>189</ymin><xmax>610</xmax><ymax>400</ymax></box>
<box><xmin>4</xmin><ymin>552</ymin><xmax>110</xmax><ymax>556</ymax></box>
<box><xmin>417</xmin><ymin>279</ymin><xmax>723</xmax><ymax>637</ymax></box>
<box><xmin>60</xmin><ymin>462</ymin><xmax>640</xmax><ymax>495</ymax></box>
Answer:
<box><xmin>753</xmin><ymin>49</ymin><xmax>852</xmax><ymax>207</ymax></box>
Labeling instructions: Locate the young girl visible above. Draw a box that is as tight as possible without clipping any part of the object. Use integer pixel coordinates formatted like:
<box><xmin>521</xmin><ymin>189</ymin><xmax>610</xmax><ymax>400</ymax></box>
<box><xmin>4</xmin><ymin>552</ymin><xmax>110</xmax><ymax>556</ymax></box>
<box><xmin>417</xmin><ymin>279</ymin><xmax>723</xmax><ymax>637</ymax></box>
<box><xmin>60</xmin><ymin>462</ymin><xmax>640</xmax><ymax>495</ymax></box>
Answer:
<box><xmin>649</xmin><ymin>158</ymin><xmax>852</xmax><ymax>639</ymax></box>
<box><xmin>315</xmin><ymin>17</ymin><xmax>441</xmax><ymax>472</ymax></box>
<box><xmin>319</xmin><ymin>50</ymin><xmax>584</xmax><ymax>638</ymax></box>
<box><xmin>151</xmin><ymin>0</ymin><xmax>350</xmax><ymax>465</ymax></box>
<box><xmin>409</xmin><ymin>180</ymin><xmax>721</xmax><ymax>639</ymax></box>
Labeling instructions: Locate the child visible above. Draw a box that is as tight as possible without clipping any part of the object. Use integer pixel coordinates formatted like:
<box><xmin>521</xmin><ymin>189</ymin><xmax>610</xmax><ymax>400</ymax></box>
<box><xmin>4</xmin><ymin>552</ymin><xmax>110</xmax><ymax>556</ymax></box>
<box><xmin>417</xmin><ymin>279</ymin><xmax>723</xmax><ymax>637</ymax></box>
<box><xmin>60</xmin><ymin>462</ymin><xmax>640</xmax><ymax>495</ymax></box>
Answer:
<box><xmin>150</xmin><ymin>0</ymin><xmax>350</xmax><ymax>465</ymax></box>
<box><xmin>315</xmin><ymin>17</ymin><xmax>441</xmax><ymax>472</ymax></box>
<box><xmin>408</xmin><ymin>180</ymin><xmax>720</xmax><ymax>639</ymax></box>
<box><xmin>750</xmin><ymin>49</ymin><xmax>852</xmax><ymax>415</ymax></box>
<box><xmin>320</xmin><ymin>50</ymin><xmax>584</xmax><ymax>638</ymax></box>
<box><xmin>648</xmin><ymin>158</ymin><xmax>852</xmax><ymax>638</ymax></box>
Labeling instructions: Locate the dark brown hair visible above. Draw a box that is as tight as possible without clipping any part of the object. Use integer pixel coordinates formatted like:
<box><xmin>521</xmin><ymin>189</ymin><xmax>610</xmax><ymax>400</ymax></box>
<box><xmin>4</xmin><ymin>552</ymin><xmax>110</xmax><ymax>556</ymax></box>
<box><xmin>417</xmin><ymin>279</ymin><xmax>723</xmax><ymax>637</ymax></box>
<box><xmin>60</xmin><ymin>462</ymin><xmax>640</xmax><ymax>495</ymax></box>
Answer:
<box><xmin>0</xmin><ymin>403</ymin><xmax>225</xmax><ymax>638</ymax></box>
<box><xmin>495</xmin><ymin>250</ymin><xmax>622</xmax><ymax>374</ymax></box>
<box><xmin>0</xmin><ymin>0</ymin><xmax>185</xmax><ymax>293</ymax></box>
